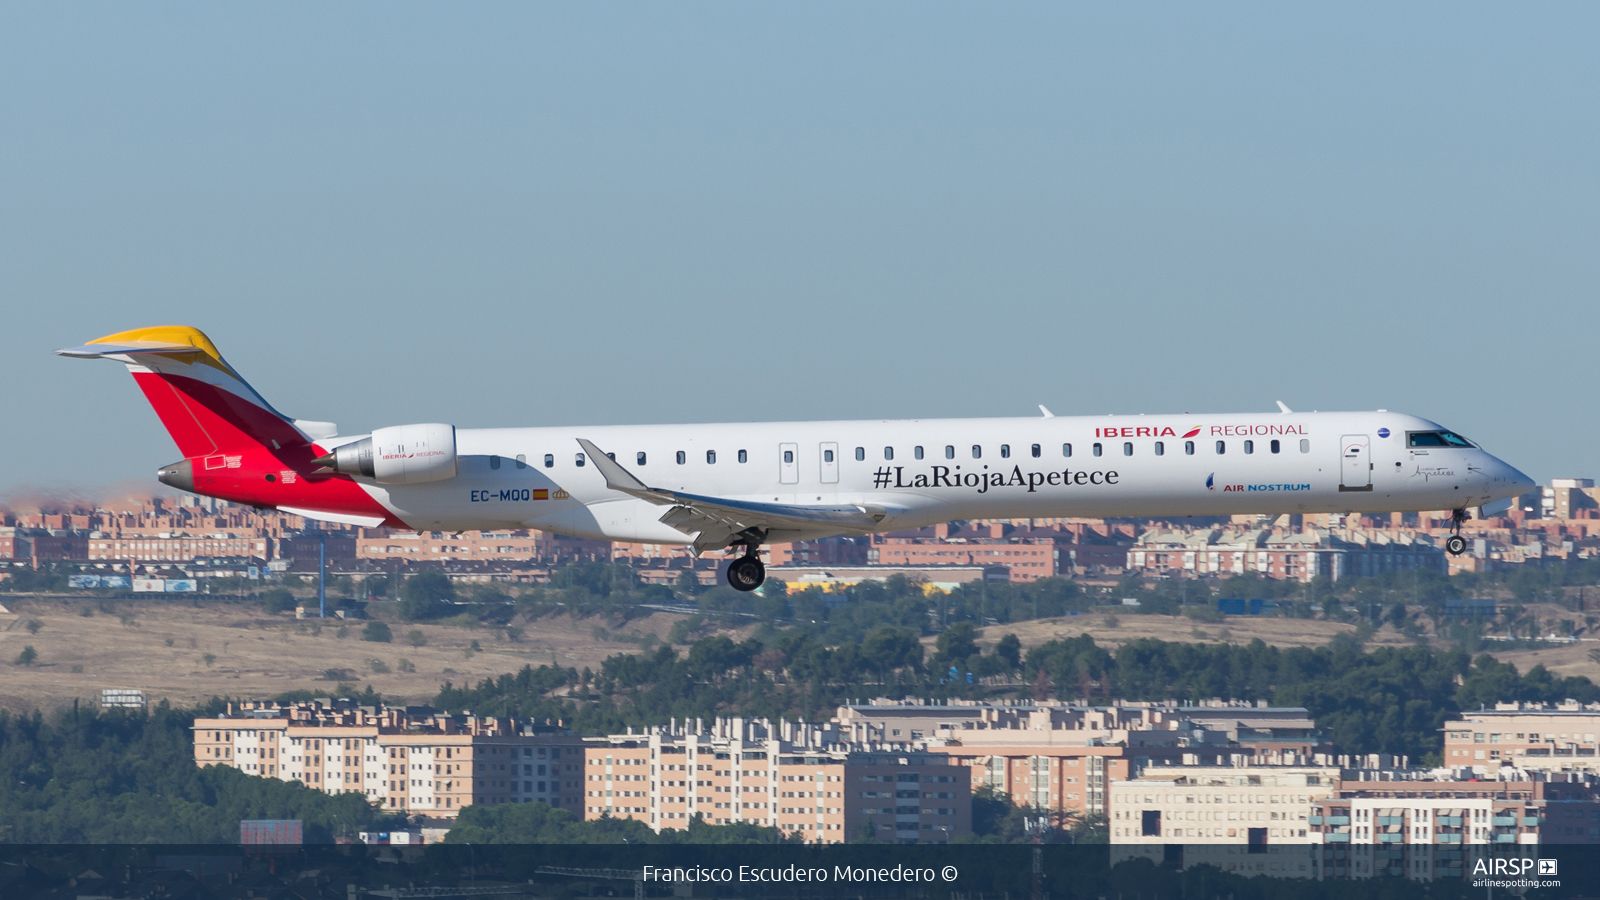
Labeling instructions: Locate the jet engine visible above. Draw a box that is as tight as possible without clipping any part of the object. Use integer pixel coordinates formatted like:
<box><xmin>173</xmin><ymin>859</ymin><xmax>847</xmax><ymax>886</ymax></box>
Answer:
<box><xmin>313</xmin><ymin>423</ymin><xmax>458</xmax><ymax>485</ymax></box>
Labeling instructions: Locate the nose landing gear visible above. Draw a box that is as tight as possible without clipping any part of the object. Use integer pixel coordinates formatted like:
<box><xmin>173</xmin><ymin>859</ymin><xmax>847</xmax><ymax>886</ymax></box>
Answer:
<box><xmin>726</xmin><ymin>545</ymin><xmax>766</xmax><ymax>592</ymax></box>
<box><xmin>1445</xmin><ymin>508</ymin><xmax>1469</xmax><ymax>556</ymax></box>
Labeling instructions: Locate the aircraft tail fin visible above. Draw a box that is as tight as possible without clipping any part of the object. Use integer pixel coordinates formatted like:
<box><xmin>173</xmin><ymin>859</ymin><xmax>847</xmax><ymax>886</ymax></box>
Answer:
<box><xmin>58</xmin><ymin>326</ymin><xmax>333</xmax><ymax>459</ymax></box>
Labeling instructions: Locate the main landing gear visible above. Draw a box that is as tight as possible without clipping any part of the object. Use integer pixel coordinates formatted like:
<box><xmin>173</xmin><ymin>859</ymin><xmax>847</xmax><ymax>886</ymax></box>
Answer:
<box><xmin>726</xmin><ymin>545</ymin><xmax>766</xmax><ymax>592</ymax></box>
<box><xmin>1445</xmin><ymin>508</ymin><xmax>1469</xmax><ymax>556</ymax></box>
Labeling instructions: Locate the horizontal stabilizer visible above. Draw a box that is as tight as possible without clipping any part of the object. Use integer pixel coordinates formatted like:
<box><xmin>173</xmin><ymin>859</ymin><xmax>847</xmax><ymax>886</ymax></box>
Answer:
<box><xmin>57</xmin><ymin>341</ymin><xmax>210</xmax><ymax>359</ymax></box>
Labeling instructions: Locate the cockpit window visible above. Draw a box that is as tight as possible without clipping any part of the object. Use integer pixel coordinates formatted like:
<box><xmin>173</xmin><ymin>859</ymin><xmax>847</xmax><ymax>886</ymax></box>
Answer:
<box><xmin>1407</xmin><ymin>431</ymin><xmax>1475</xmax><ymax>449</ymax></box>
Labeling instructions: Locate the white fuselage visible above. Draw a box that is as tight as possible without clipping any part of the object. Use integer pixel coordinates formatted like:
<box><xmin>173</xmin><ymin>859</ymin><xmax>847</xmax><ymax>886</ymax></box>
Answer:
<box><xmin>341</xmin><ymin>411</ymin><xmax>1533</xmax><ymax>543</ymax></box>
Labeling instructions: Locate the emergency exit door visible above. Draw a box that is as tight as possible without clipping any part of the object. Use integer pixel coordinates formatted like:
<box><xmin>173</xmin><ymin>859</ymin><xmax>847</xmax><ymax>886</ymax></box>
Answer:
<box><xmin>1340</xmin><ymin>434</ymin><xmax>1372</xmax><ymax>492</ymax></box>
<box><xmin>819</xmin><ymin>442</ymin><xmax>839</xmax><ymax>484</ymax></box>
<box><xmin>779</xmin><ymin>443</ymin><xmax>799</xmax><ymax>484</ymax></box>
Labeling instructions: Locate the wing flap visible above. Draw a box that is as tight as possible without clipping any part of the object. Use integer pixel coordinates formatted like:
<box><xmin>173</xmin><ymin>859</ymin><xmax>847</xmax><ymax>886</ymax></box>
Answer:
<box><xmin>576</xmin><ymin>438</ymin><xmax>886</xmax><ymax>550</ymax></box>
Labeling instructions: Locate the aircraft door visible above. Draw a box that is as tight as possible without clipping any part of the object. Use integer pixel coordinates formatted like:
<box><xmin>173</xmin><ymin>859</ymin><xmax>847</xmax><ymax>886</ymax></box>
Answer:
<box><xmin>1340</xmin><ymin>435</ymin><xmax>1372</xmax><ymax>491</ymax></box>
<box><xmin>779</xmin><ymin>443</ymin><xmax>799</xmax><ymax>484</ymax></box>
<box><xmin>819</xmin><ymin>442</ymin><xmax>839</xmax><ymax>484</ymax></box>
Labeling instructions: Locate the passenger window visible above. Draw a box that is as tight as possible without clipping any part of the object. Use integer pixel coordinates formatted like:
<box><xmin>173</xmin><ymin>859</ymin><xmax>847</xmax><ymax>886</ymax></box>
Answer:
<box><xmin>738</xmin><ymin>449</ymin><xmax>747</xmax><ymax>463</ymax></box>
<box><xmin>824</xmin><ymin>449</ymin><xmax>834</xmax><ymax>463</ymax></box>
<box><xmin>490</xmin><ymin>455</ymin><xmax>501</xmax><ymax>470</ymax></box>
<box><xmin>676</xmin><ymin>451</ymin><xmax>686</xmax><ymax>465</ymax></box>
<box><xmin>972</xmin><ymin>445</ymin><xmax>982</xmax><ymax>459</ymax></box>
<box><xmin>945</xmin><ymin>445</ymin><xmax>955</xmax><ymax>459</ymax></box>
<box><xmin>575</xmin><ymin>453</ymin><xmax>586</xmax><ymax>467</ymax></box>
<box><xmin>1215</xmin><ymin>441</ymin><xmax>1225</xmax><ymax>455</ymax></box>
<box><xmin>706</xmin><ymin>450</ymin><xmax>716</xmax><ymax>464</ymax></box>
<box><xmin>544</xmin><ymin>454</ymin><xmax>554</xmax><ymax>468</ymax></box>
<box><xmin>855</xmin><ymin>447</ymin><xmax>865</xmax><ymax>461</ymax></box>
<box><xmin>1270</xmin><ymin>440</ymin><xmax>1280</xmax><ymax>454</ymax></box>
<box><xmin>1092</xmin><ymin>443</ymin><xmax>1102</xmax><ymax>457</ymax></box>
<box><xmin>515</xmin><ymin>454</ymin><xmax>526</xmax><ymax>469</ymax></box>
<box><xmin>1299</xmin><ymin>439</ymin><xmax>1310</xmax><ymax>453</ymax></box>
<box><xmin>884</xmin><ymin>447</ymin><xmax>894</xmax><ymax>461</ymax></box>
<box><xmin>1000</xmin><ymin>444</ymin><xmax>1010</xmax><ymax>459</ymax></box>
<box><xmin>783</xmin><ymin>450</ymin><xmax>794</xmax><ymax>464</ymax></box>
<box><xmin>636</xmin><ymin>452</ymin><xmax>647</xmax><ymax>466</ymax></box>
<box><xmin>1063</xmin><ymin>443</ymin><xmax>1072</xmax><ymax>457</ymax></box>
<box><xmin>1155</xmin><ymin>441</ymin><xmax>1164</xmax><ymax>456</ymax></box>
<box><xmin>1244</xmin><ymin>440</ymin><xmax>1254</xmax><ymax>454</ymax></box>
<box><xmin>914</xmin><ymin>446</ymin><xmax>924</xmax><ymax>460</ymax></box>
<box><xmin>1031</xmin><ymin>444</ymin><xmax>1041</xmax><ymax>458</ymax></box>
<box><xmin>1123</xmin><ymin>442</ymin><xmax>1133</xmax><ymax>456</ymax></box>
<box><xmin>1185</xmin><ymin>441</ymin><xmax>1194</xmax><ymax>456</ymax></box>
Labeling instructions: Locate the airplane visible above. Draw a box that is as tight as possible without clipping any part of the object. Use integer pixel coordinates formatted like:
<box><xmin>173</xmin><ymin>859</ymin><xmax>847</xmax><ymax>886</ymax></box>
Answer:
<box><xmin>61</xmin><ymin>326</ymin><xmax>1535</xmax><ymax>591</ymax></box>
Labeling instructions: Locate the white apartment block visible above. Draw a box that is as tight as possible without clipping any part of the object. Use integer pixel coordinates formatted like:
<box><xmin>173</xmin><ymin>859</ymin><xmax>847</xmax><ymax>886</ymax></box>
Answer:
<box><xmin>1109</xmin><ymin>763</ymin><xmax>1341</xmax><ymax>845</ymax></box>
<box><xmin>192</xmin><ymin>700</ymin><xmax>585</xmax><ymax>819</ymax></box>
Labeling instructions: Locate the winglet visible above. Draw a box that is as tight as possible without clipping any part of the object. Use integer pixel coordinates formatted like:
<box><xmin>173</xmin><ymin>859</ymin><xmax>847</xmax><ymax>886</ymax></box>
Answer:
<box><xmin>1276</xmin><ymin>401</ymin><xmax>1293</xmax><ymax>415</ymax></box>
<box><xmin>1039</xmin><ymin>405</ymin><xmax>1055</xmax><ymax>418</ymax></box>
<box><xmin>576</xmin><ymin>439</ymin><xmax>654</xmax><ymax>496</ymax></box>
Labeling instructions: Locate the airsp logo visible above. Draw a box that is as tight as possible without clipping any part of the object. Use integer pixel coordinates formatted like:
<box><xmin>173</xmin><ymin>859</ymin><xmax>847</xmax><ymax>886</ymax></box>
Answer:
<box><xmin>1539</xmin><ymin>859</ymin><xmax>1558</xmax><ymax>876</ymax></box>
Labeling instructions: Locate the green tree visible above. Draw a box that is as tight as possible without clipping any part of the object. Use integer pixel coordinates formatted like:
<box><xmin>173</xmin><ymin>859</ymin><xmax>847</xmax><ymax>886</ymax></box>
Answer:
<box><xmin>674</xmin><ymin>568</ymin><xmax>702</xmax><ymax>597</ymax></box>
<box><xmin>15</xmin><ymin>645</ymin><xmax>37</xmax><ymax>666</ymax></box>
<box><xmin>362</xmin><ymin>621</ymin><xmax>393</xmax><ymax>643</ymax></box>
<box><xmin>933</xmin><ymin>622</ymin><xmax>980</xmax><ymax>671</ymax></box>
<box><xmin>399</xmin><ymin>570</ymin><xmax>455</xmax><ymax>620</ymax></box>
<box><xmin>260</xmin><ymin>588</ymin><xmax>297</xmax><ymax>615</ymax></box>
<box><xmin>995</xmin><ymin>633</ymin><xmax>1023</xmax><ymax>670</ymax></box>
<box><xmin>406</xmin><ymin>629</ymin><xmax>427</xmax><ymax>647</ymax></box>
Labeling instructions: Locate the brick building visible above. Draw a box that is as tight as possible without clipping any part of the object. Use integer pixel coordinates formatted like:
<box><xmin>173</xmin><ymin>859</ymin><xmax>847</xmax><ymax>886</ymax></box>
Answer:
<box><xmin>870</xmin><ymin>524</ymin><xmax>1058</xmax><ymax>583</ymax></box>
<box><xmin>835</xmin><ymin>699</ymin><xmax>1326</xmax><ymax>822</ymax></box>
<box><xmin>1128</xmin><ymin>526</ymin><xmax>1446</xmax><ymax>582</ymax></box>
<box><xmin>1310</xmin><ymin>770</ymin><xmax>1600</xmax><ymax>847</ymax></box>
<box><xmin>583</xmin><ymin>717</ymin><xmax>970</xmax><ymax>843</ymax></box>
<box><xmin>1442</xmin><ymin>701</ymin><xmax>1600</xmax><ymax>773</ymax></box>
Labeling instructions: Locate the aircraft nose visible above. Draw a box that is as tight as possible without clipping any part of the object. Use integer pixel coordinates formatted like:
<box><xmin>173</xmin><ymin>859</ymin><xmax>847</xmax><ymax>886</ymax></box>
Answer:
<box><xmin>1486</xmin><ymin>453</ymin><xmax>1535</xmax><ymax>492</ymax></box>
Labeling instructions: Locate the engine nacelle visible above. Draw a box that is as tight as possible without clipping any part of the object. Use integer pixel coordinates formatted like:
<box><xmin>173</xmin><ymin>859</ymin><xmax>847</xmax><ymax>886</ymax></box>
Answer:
<box><xmin>316</xmin><ymin>423</ymin><xmax>458</xmax><ymax>485</ymax></box>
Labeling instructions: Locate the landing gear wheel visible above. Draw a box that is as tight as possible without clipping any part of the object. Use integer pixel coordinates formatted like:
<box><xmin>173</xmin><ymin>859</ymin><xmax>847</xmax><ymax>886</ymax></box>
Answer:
<box><xmin>1445</xmin><ymin>534</ymin><xmax>1467</xmax><ymax>556</ymax></box>
<box><xmin>727</xmin><ymin>555</ymin><xmax>766</xmax><ymax>592</ymax></box>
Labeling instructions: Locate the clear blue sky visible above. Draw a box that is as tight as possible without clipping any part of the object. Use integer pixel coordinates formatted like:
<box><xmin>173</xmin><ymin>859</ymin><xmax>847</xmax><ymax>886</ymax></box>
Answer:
<box><xmin>2</xmin><ymin>3</ymin><xmax>1595</xmax><ymax>498</ymax></box>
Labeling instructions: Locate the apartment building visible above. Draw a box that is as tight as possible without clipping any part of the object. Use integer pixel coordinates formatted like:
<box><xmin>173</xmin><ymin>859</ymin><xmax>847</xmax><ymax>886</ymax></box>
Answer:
<box><xmin>870</xmin><ymin>524</ymin><xmax>1059</xmax><ymax>583</ymax></box>
<box><xmin>1128</xmin><ymin>527</ymin><xmax>1446</xmax><ymax>583</ymax></box>
<box><xmin>1110</xmin><ymin>758</ymin><xmax>1342</xmax><ymax>845</ymax></box>
<box><xmin>87</xmin><ymin>532</ymin><xmax>271</xmax><ymax>563</ymax></box>
<box><xmin>582</xmin><ymin>717</ymin><xmax>970</xmax><ymax>843</ymax></box>
<box><xmin>1442</xmin><ymin>701</ymin><xmax>1600</xmax><ymax>773</ymax></box>
<box><xmin>355</xmin><ymin>529</ymin><xmax>610</xmax><ymax>564</ymax></box>
<box><xmin>835</xmin><ymin>699</ymin><xmax>1326</xmax><ymax>821</ymax></box>
<box><xmin>192</xmin><ymin>700</ymin><xmax>585</xmax><ymax>820</ymax></box>
<box><xmin>1310</xmin><ymin>770</ymin><xmax>1600</xmax><ymax>846</ymax></box>
<box><xmin>1106</xmin><ymin>752</ymin><xmax>1600</xmax><ymax>851</ymax></box>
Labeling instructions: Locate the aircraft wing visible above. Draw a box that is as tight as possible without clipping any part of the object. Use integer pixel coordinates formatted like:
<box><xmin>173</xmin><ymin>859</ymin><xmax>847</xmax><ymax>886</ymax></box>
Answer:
<box><xmin>576</xmin><ymin>438</ymin><xmax>886</xmax><ymax>552</ymax></box>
